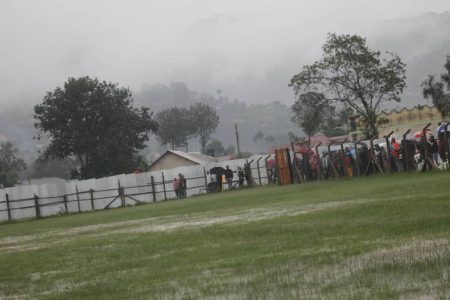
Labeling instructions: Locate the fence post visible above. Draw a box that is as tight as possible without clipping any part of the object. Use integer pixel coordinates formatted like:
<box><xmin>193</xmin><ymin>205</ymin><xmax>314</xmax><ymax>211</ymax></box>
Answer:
<box><xmin>327</xmin><ymin>142</ymin><xmax>336</xmax><ymax>179</ymax></box>
<box><xmin>384</xmin><ymin>131</ymin><xmax>394</xmax><ymax>173</ymax></box>
<box><xmin>63</xmin><ymin>195</ymin><xmax>68</xmax><ymax>213</ymax></box>
<box><xmin>340</xmin><ymin>139</ymin><xmax>349</xmax><ymax>177</ymax></box>
<box><xmin>161</xmin><ymin>172</ymin><xmax>167</xmax><ymax>200</ymax></box>
<box><xmin>5</xmin><ymin>193</ymin><xmax>11</xmax><ymax>221</ymax></box>
<box><xmin>315</xmin><ymin>142</ymin><xmax>323</xmax><ymax>181</ymax></box>
<box><xmin>203</xmin><ymin>167</ymin><xmax>208</xmax><ymax>189</ymax></box>
<box><xmin>150</xmin><ymin>176</ymin><xmax>156</xmax><ymax>202</ymax></box>
<box><xmin>256</xmin><ymin>157</ymin><xmax>262</xmax><ymax>186</ymax></box>
<box><xmin>421</xmin><ymin>123</ymin><xmax>433</xmax><ymax>172</ymax></box>
<box><xmin>34</xmin><ymin>193</ymin><xmax>41</xmax><ymax>218</ymax></box>
<box><xmin>354</xmin><ymin>139</ymin><xmax>364</xmax><ymax>177</ymax></box>
<box><xmin>75</xmin><ymin>186</ymin><xmax>81</xmax><ymax>213</ymax></box>
<box><xmin>118</xmin><ymin>180</ymin><xmax>125</xmax><ymax>207</ymax></box>
<box><xmin>445</xmin><ymin>122</ymin><xmax>450</xmax><ymax>170</ymax></box>
<box><xmin>402</xmin><ymin>129</ymin><xmax>411</xmax><ymax>173</ymax></box>
<box><xmin>89</xmin><ymin>189</ymin><xmax>95</xmax><ymax>211</ymax></box>
<box><xmin>290</xmin><ymin>142</ymin><xmax>302</xmax><ymax>183</ymax></box>
<box><xmin>264</xmin><ymin>155</ymin><xmax>272</xmax><ymax>184</ymax></box>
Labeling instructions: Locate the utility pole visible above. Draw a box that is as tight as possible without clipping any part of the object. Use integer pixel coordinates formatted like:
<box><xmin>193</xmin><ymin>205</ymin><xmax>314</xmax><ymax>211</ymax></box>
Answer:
<box><xmin>235</xmin><ymin>123</ymin><xmax>241</xmax><ymax>157</ymax></box>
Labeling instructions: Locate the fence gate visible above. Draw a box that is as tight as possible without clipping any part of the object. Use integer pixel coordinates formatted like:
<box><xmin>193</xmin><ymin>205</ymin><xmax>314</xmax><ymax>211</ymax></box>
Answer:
<box><xmin>275</xmin><ymin>148</ymin><xmax>293</xmax><ymax>185</ymax></box>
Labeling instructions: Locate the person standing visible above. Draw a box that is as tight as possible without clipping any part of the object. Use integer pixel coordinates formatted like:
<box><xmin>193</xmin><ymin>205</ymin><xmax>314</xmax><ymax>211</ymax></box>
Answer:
<box><xmin>430</xmin><ymin>135</ymin><xmax>439</xmax><ymax>166</ymax></box>
<box><xmin>224</xmin><ymin>165</ymin><xmax>234</xmax><ymax>189</ymax></box>
<box><xmin>178</xmin><ymin>173</ymin><xmax>186</xmax><ymax>198</ymax></box>
<box><xmin>206</xmin><ymin>171</ymin><xmax>215</xmax><ymax>193</ymax></box>
<box><xmin>172</xmin><ymin>178</ymin><xmax>180</xmax><ymax>198</ymax></box>
<box><xmin>237</xmin><ymin>167</ymin><xmax>245</xmax><ymax>188</ymax></box>
<box><xmin>244</xmin><ymin>163</ymin><xmax>253</xmax><ymax>187</ymax></box>
<box><xmin>390</xmin><ymin>138</ymin><xmax>402</xmax><ymax>172</ymax></box>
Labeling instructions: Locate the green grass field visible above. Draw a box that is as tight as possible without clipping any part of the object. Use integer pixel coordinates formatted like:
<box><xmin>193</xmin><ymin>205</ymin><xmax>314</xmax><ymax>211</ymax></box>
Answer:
<box><xmin>1</xmin><ymin>172</ymin><xmax>450</xmax><ymax>299</ymax></box>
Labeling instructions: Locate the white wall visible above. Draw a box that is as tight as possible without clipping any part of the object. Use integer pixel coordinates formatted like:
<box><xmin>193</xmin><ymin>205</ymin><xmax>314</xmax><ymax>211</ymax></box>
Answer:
<box><xmin>0</xmin><ymin>154</ymin><xmax>272</xmax><ymax>222</ymax></box>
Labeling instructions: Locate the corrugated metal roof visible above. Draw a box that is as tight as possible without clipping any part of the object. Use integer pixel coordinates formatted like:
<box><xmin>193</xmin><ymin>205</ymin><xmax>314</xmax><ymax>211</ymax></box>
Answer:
<box><xmin>168</xmin><ymin>150</ymin><xmax>218</xmax><ymax>164</ymax></box>
<box><xmin>149</xmin><ymin>150</ymin><xmax>219</xmax><ymax>170</ymax></box>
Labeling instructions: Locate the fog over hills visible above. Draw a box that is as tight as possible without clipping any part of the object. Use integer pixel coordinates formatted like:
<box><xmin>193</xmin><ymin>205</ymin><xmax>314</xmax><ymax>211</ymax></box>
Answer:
<box><xmin>1</xmin><ymin>10</ymin><xmax>450</xmax><ymax>160</ymax></box>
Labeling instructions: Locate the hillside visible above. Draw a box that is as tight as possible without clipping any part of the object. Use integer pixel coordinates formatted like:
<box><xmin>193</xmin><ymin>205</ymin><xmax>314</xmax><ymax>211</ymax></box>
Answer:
<box><xmin>367</xmin><ymin>11</ymin><xmax>450</xmax><ymax>107</ymax></box>
<box><xmin>1</xmin><ymin>12</ymin><xmax>450</xmax><ymax>162</ymax></box>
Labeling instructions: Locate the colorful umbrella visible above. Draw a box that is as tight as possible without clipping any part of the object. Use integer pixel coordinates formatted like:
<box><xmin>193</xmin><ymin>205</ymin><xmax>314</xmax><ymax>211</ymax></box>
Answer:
<box><xmin>413</xmin><ymin>129</ymin><xmax>433</xmax><ymax>140</ymax></box>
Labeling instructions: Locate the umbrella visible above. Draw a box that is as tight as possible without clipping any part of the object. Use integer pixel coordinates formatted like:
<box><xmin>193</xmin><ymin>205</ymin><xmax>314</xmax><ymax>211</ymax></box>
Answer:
<box><xmin>209</xmin><ymin>166</ymin><xmax>225</xmax><ymax>175</ymax></box>
<box><xmin>413</xmin><ymin>130</ymin><xmax>433</xmax><ymax>140</ymax></box>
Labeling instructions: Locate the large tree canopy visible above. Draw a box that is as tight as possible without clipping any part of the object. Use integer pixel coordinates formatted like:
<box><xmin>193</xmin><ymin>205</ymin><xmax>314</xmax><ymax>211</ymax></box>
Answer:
<box><xmin>34</xmin><ymin>77</ymin><xmax>157</xmax><ymax>179</ymax></box>
<box><xmin>155</xmin><ymin>107</ymin><xmax>194</xmax><ymax>150</ymax></box>
<box><xmin>289</xmin><ymin>33</ymin><xmax>407</xmax><ymax>138</ymax></box>
<box><xmin>155</xmin><ymin>103</ymin><xmax>219</xmax><ymax>153</ymax></box>
<box><xmin>189</xmin><ymin>102</ymin><xmax>219</xmax><ymax>154</ymax></box>
<box><xmin>0</xmin><ymin>142</ymin><xmax>26</xmax><ymax>187</ymax></box>
<box><xmin>422</xmin><ymin>56</ymin><xmax>450</xmax><ymax>119</ymax></box>
<box><xmin>291</xmin><ymin>92</ymin><xmax>334</xmax><ymax>145</ymax></box>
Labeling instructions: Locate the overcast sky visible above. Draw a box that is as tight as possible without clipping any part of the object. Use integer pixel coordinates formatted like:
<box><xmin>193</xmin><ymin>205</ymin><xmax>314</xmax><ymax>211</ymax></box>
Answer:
<box><xmin>1</xmin><ymin>0</ymin><xmax>449</xmax><ymax>108</ymax></box>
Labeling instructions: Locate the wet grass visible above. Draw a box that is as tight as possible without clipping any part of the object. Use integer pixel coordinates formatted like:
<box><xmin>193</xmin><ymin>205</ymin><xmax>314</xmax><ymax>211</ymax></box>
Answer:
<box><xmin>1</xmin><ymin>171</ymin><xmax>450</xmax><ymax>299</ymax></box>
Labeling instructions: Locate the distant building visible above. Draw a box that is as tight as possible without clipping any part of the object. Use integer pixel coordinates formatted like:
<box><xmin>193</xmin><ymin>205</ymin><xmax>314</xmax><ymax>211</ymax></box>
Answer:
<box><xmin>348</xmin><ymin>105</ymin><xmax>445</xmax><ymax>140</ymax></box>
<box><xmin>148</xmin><ymin>150</ymin><xmax>220</xmax><ymax>172</ymax></box>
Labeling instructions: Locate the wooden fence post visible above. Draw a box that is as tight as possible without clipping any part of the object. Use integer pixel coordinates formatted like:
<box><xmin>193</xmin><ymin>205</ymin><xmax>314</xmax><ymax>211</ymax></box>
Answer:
<box><xmin>203</xmin><ymin>167</ymin><xmax>208</xmax><ymax>189</ymax></box>
<box><xmin>89</xmin><ymin>189</ymin><xmax>95</xmax><ymax>211</ymax></box>
<box><xmin>63</xmin><ymin>195</ymin><xmax>68</xmax><ymax>213</ymax></box>
<box><xmin>75</xmin><ymin>186</ymin><xmax>81</xmax><ymax>213</ymax></box>
<box><xmin>118</xmin><ymin>180</ymin><xmax>125</xmax><ymax>207</ymax></box>
<box><xmin>34</xmin><ymin>193</ymin><xmax>41</xmax><ymax>218</ymax></box>
<box><xmin>5</xmin><ymin>193</ymin><xmax>11</xmax><ymax>221</ymax></box>
<box><xmin>162</xmin><ymin>172</ymin><xmax>167</xmax><ymax>200</ymax></box>
<box><xmin>150</xmin><ymin>176</ymin><xmax>156</xmax><ymax>202</ymax></box>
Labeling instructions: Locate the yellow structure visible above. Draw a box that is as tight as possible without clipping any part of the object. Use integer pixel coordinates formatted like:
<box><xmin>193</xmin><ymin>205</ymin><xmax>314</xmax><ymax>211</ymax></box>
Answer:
<box><xmin>349</xmin><ymin>105</ymin><xmax>445</xmax><ymax>140</ymax></box>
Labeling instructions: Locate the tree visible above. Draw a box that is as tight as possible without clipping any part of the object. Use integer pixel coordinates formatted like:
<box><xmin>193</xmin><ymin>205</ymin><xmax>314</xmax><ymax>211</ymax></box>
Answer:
<box><xmin>321</xmin><ymin>107</ymin><xmax>352</xmax><ymax>137</ymax></box>
<box><xmin>291</xmin><ymin>92</ymin><xmax>334</xmax><ymax>144</ymax></box>
<box><xmin>155</xmin><ymin>107</ymin><xmax>194</xmax><ymax>150</ymax></box>
<box><xmin>225</xmin><ymin>144</ymin><xmax>235</xmax><ymax>155</ymax></box>
<box><xmin>289</xmin><ymin>33</ymin><xmax>406</xmax><ymax>138</ymax></box>
<box><xmin>189</xmin><ymin>102</ymin><xmax>219</xmax><ymax>154</ymax></box>
<box><xmin>0</xmin><ymin>142</ymin><xmax>26</xmax><ymax>187</ymax></box>
<box><xmin>34</xmin><ymin>77</ymin><xmax>157</xmax><ymax>179</ymax></box>
<box><xmin>31</xmin><ymin>156</ymin><xmax>77</xmax><ymax>180</ymax></box>
<box><xmin>253</xmin><ymin>131</ymin><xmax>264</xmax><ymax>143</ymax></box>
<box><xmin>252</xmin><ymin>131</ymin><xmax>265</xmax><ymax>152</ymax></box>
<box><xmin>205</xmin><ymin>139</ymin><xmax>225</xmax><ymax>157</ymax></box>
<box><xmin>422</xmin><ymin>56</ymin><xmax>450</xmax><ymax>119</ymax></box>
<box><xmin>264</xmin><ymin>135</ymin><xmax>276</xmax><ymax>146</ymax></box>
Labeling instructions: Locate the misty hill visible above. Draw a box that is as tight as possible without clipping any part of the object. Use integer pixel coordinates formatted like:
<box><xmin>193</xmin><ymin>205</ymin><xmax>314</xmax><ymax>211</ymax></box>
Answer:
<box><xmin>135</xmin><ymin>82</ymin><xmax>297</xmax><ymax>154</ymax></box>
<box><xmin>358</xmin><ymin>12</ymin><xmax>450</xmax><ymax>108</ymax></box>
<box><xmin>1</xmin><ymin>12</ymin><xmax>450</xmax><ymax>161</ymax></box>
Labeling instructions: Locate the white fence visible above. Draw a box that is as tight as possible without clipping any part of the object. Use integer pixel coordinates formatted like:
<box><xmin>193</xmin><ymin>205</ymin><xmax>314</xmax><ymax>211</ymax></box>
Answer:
<box><xmin>0</xmin><ymin>154</ymin><xmax>274</xmax><ymax>222</ymax></box>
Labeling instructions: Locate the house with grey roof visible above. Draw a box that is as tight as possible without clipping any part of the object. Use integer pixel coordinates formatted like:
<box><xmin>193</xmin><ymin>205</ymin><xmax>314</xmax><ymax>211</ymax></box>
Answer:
<box><xmin>148</xmin><ymin>150</ymin><xmax>221</xmax><ymax>172</ymax></box>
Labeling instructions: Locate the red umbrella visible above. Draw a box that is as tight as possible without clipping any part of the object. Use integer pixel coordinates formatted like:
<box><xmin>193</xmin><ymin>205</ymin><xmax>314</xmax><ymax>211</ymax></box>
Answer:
<box><xmin>413</xmin><ymin>130</ymin><xmax>433</xmax><ymax>140</ymax></box>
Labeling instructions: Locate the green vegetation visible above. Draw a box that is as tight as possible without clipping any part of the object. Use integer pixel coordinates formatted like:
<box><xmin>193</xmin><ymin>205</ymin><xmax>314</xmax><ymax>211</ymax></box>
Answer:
<box><xmin>34</xmin><ymin>76</ymin><xmax>158</xmax><ymax>179</ymax></box>
<box><xmin>290</xmin><ymin>33</ymin><xmax>407</xmax><ymax>138</ymax></box>
<box><xmin>1</xmin><ymin>172</ymin><xmax>450</xmax><ymax>299</ymax></box>
<box><xmin>0</xmin><ymin>142</ymin><xmax>26</xmax><ymax>187</ymax></box>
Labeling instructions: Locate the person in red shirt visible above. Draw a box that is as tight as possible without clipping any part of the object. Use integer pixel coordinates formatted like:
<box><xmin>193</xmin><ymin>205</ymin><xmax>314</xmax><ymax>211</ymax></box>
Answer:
<box><xmin>390</xmin><ymin>138</ymin><xmax>402</xmax><ymax>172</ymax></box>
